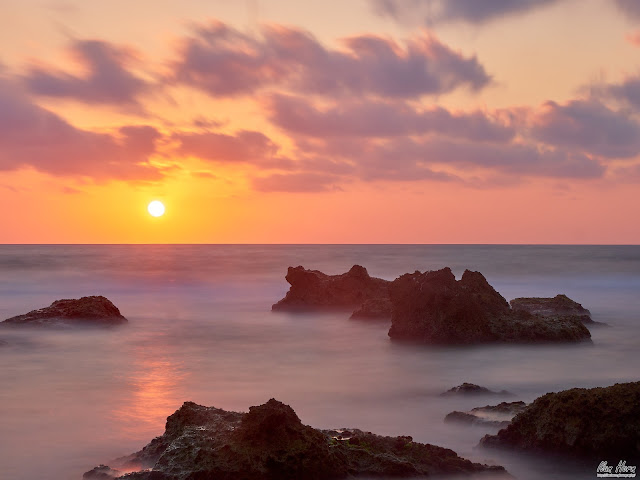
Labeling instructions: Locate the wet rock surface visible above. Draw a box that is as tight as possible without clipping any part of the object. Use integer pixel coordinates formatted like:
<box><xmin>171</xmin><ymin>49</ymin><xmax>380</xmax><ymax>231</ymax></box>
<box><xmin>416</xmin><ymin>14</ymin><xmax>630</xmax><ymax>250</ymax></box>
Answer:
<box><xmin>510</xmin><ymin>294</ymin><xmax>593</xmax><ymax>323</ymax></box>
<box><xmin>272</xmin><ymin>265</ymin><xmax>390</xmax><ymax>313</ymax></box>
<box><xmin>2</xmin><ymin>296</ymin><xmax>127</xmax><ymax>327</ymax></box>
<box><xmin>87</xmin><ymin>398</ymin><xmax>507</xmax><ymax>480</ymax></box>
<box><xmin>387</xmin><ymin>268</ymin><xmax>591</xmax><ymax>344</ymax></box>
<box><xmin>479</xmin><ymin>382</ymin><xmax>640</xmax><ymax>460</ymax></box>
<box><xmin>445</xmin><ymin>401</ymin><xmax>527</xmax><ymax>428</ymax></box>
<box><xmin>440</xmin><ymin>383</ymin><xmax>513</xmax><ymax>397</ymax></box>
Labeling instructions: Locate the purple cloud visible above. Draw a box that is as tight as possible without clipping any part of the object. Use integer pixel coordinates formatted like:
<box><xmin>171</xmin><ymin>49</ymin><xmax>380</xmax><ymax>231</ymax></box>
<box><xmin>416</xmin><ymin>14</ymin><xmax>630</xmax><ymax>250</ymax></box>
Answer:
<box><xmin>531</xmin><ymin>100</ymin><xmax>640</xmax><ymax>159</ymax></box>
<box><xmin>615</xmin><ymin>0</ymin><xmax>640</xmax><ymax>19</ymax></box>
<box><xmin>266</xmin><ymin>94</ymin><xmax>515</xmax><ymax>142</ymax></box>
<box><xmin>23</xmin><ymin>40</ymin><xmax>149</xmax><ymax>105</ymax></box>
<box><xmin>174</xmin><ymin>21</ymin><xmax>491</xmax><ymax>99</ymax></box>
<box><xmin>371</xmin><ymin>0</ymin><xmax>560</xmax><ymax>25</ymax></box>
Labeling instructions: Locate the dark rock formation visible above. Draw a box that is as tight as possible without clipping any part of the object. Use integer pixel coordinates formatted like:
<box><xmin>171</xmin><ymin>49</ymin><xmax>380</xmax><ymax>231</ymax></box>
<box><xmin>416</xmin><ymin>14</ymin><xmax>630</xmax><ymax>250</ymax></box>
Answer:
<box><xmin>388</xmin><ymin>268</ymin><xmax>591</xmax><ymax>344</ymax></box>
<box><xmin>2</xmin><ymin>296</ymin><xmax>127</xmax><ymax>327</ymax></box>
<box><xmin>479</xmin><ymin>382</ymin><xmax>640</xmax><ymax>460</ymax></box>
<box><xmin>440</xmin><ymin>383</ymin><xmax>513</xmax><ymax>397</ymax></box>
<box><xmin>272</xmin><ymin>265</ymin><xmax>390</xmax><ymax>313</ymax></box>
<box><xmin>87</xmin><ymin>398</ymin><xmax>507</xmax><ymax>480</ymax></box>
<box><xmin>349</xmin><ymin>297</ymin><xmax>392</xmax><ymax>320</ymax></box>
<box><xmin>445</xmin><ymin>401</ymin><xmax>527</xmax><ymax>428</ymax></box>
<box><xmin>510</xmin><ymin>294</ymin><xmax>593</xmax><ymax>323</ymax></box>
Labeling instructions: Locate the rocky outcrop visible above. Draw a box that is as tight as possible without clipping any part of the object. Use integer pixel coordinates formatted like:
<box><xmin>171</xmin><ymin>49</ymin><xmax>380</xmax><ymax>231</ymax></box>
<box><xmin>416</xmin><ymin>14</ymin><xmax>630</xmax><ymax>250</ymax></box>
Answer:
<box><xmin>83</xmin><ymin>465</ymin><xmax>122</xmax><ymax>479</ymax></box>
<box><xmin>272</xmin><ymin>265</ymin><xmax>391</xmax><ymax>314</ymax></box>
<box><xmin>388</xmin><ymin>268</ymin><xmax>591</xmax><ymax>344</ymax></box>
<box><xmin>2</xmin><ymin>296</ymin><xmax>127</xmax><ymax>327</ymax></box>
<box><xmin>479</xmin><ymin>382</ymin><xmax>640</xmax><ymax>460</ymax></box>
<box><xmin>445</xmin><ymin>401</ymin><xmax>527</xmax><ymax>428</ymax></box>
<box><xmin>510</xmin><ymin>294</ymin><xmax>593</xmax><ymax>323</ymax></box>
<box><xmin>87</xmin><ymin>398</ymin><xmax>507</xmax><ymax>480</ymax></box>
<box><xmin>440</xmin><ymin>383</ymin><xmax>513</xmax><ymax>397</ymax></box>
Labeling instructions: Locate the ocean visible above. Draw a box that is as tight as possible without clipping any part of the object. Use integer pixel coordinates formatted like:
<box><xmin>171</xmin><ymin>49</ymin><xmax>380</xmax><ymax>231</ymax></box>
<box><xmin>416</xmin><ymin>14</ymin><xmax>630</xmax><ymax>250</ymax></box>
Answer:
<box><xmin>0</xmin><ymin>245</ymin><xmax>639</xmax><ymax>479</ymax></box>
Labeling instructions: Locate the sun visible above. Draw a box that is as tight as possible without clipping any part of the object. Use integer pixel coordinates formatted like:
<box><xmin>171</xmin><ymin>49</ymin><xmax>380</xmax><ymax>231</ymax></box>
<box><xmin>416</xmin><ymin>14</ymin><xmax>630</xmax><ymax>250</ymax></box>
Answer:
<box><xmin>147</xmin><ymin>200</ymin><xmax>165</xmax><ymax>217</ymax></box>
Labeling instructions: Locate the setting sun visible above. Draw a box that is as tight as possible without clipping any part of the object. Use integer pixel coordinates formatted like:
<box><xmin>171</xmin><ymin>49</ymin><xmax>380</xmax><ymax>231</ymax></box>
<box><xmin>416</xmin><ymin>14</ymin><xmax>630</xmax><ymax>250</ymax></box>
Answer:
<box><xmin>147</xmin><ymin>201</ymin><xmax>165</xmax><ymax>217</ymax></box>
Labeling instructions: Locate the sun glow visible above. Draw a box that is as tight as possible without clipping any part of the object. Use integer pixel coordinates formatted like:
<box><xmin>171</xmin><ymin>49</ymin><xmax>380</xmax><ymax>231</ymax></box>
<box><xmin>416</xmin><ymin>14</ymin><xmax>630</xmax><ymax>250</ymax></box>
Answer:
<box><xmin>147</xmin><ymin>201</ymin><xmax>165</xmax><ymax>217</ymax></box>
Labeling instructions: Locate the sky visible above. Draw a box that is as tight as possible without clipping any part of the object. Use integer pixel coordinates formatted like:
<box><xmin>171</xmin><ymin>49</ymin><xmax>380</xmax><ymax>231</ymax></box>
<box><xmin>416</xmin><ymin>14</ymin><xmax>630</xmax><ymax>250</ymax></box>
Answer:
<box><xmin>1</xmin><ymin>0</ymin><xmax>640</xmax><ymax>244</ymax></box>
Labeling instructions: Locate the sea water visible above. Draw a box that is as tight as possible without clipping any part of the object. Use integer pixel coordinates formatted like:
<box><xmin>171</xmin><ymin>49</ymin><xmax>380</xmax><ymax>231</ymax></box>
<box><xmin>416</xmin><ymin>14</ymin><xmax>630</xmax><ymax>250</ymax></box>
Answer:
<box><xmin>0</xmin><ymin>245</ymin><xmax>639</xmax><ymax>479</ymax></box>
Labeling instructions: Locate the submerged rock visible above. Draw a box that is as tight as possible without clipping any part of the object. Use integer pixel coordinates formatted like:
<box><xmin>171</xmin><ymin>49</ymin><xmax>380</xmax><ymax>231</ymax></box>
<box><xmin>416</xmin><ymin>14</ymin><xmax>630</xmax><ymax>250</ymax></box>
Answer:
<box><xmin>510</xmin><ymin>294</ymin><xmax>593</xmax><ymax>323</ymax></box>
<box><xmin>272</xmin><ymin>265</ymin><xmax>390</xmax><ymax>313</ymax></box>
<box><xmin>440</xmin><ymin>383</ymin><xmax>513</xmax><ymax>397</ymax></box>
<box><xmin>87</xmin><ymin>398</ymin><xmax>507</xmax><ymax>480</ymax></box>
<box><xmin>445</xmin><ymin>401</ymin><xmax>527</xmax><ymax>428</ymax></box>
<box><xmin>2</xmin><ymin>296</ymin><xmax>127</xmax><ymax>327</ymax></box>
<box><xmin>479</xmin><ymin>382</ymin><xmax>640</xmax><ymax>460</ymax></box>
<box><xmin>387</xmin><ymin>268</ymin><xmax>591</xmax><ymax>344</ymax></box>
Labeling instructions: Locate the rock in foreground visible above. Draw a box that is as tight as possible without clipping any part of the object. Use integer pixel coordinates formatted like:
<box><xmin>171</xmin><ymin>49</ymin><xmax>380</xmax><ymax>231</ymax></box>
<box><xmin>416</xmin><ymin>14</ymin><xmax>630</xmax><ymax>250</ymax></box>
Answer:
<box><xmin>445</xmin><ymin>401</ymin><xmax>527</xmax><ymax>428</ymax></box>
<box><xmin>510</xmin><ymin>294</ymin><xmax>593</xmax><ymax>323</ymax></box>
<box><xmin>480</xmin><ymin>382</ymin><xmax>640</xmax><ymax>460</ymax></box>
<box><xmin>87</xmin><ymin>398</ymin><xmax>507</xmax><ymax>480</ymax></box>
<box><xmin>3</xmin><ymin>296</ymin><xmax>127</xmax><ymax>327</ymax></box>
<box><xmin>388</xmin><ymin>268</ymin><xmax>591</xmax><ymax>344</ymax></box>
<box><xmin>272</xmin><ymin>265</ymin><xmax>390</xmax><ymax>314</ymax></box>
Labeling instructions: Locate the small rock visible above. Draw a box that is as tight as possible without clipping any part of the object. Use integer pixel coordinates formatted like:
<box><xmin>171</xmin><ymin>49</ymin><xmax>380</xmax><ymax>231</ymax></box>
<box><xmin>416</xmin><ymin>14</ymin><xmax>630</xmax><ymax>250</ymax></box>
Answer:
<box><xmin>510</xmin><ymin>294</ymin><xmax>593</xmax><ymax>323</ymax></box>
<box><xmin>2</xmin><ymin>296</ymin><xmax>127</xmax><ymax>327</ymax></box>
<box><xmin>440</xmin><ymin>383</ymin><xmax>513</xmax><ymax>396</ymax></box>
<box><xmin>445</xmin><ymin>401</ymin><xmax>527</xmax><ymax>428</ymax></box>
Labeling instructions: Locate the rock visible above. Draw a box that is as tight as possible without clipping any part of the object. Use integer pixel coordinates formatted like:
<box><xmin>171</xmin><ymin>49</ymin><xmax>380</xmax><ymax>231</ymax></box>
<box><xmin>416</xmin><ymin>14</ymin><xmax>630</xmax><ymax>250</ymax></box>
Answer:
<box><xmin>90</xmin><ymin>398</ymin><xmax>507</xmax><ymax>480</ymax></box>
<box><xmin>2</xmin><ymin>296</ymin><xmax>127</xmax><ymax>327</ymax></box>
<box><xmin>510</xmin><ymin>294</ymin><xmax>593</xmax><ymax>323</ymax></box>
<box><xmin>479</xmin><ymin>382</ymin><xmax>640</xmax><ymax>460</ymax></box>
<box><xmin>387</xmin><ymin>268</ymin><xmax>591</xmax><ymax>344</ymax></box>
<box><xmin>440</xmin><ymin>383</ymin><xmax>513</xmax><ymax>397</ymax></box>
<box><xmin>349</xmin><ymin>297</ymin><xmax>393</xmax><ymax>320</ymax></box>
<box><xmin>272</xmin><ymin>265</ymin><xmax>390</xmax><ymax>313</ymax></box>
<box><xmin>445</xmin><ymin>401</ymin><xmax>527</xmax><ymax>428</ymax></box>
<box><xmin>83</xmin><ymin>465</ymin><xmax>122</xmax><ymax>479</ymax></box>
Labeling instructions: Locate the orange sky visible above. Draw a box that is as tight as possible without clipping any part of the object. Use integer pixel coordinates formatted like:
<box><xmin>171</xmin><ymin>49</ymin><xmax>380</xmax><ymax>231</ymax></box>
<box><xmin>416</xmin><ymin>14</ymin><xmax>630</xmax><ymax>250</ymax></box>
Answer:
<box><xmin>1</xmin><ymin>0</ymin><xmax>639</xmax><ymax>243</ymax></box>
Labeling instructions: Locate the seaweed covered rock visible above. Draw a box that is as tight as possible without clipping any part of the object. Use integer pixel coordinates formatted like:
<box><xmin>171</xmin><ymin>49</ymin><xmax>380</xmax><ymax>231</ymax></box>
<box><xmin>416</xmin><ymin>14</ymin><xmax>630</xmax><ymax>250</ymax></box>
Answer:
<box><xmin>479</xmin><ymin>382</ymin><xmax>640</xmax><ymax>460</ymax></box>
<box><xmin>272</xmin><ymin>265</ymin><xmax>390</xmax><ymax>313</ymax></box>
<box><xmin>445</xmin><ymin>401</ymin><xmax>527</xmax><ymax>428</ymax></box>
<box><xmin>2</xmin><ymin>296</ymin><xmax>127</xmax><ymax>327</ymax></box>
<box><xmin>387</xmin><ymin>268</ymin><xmax>591</xmax><ymax>344</ymax></box>
<box><xmin>86</xmin><ymin>398</ymin><xmax>507</xmax><ymax>480</ymax></box>
<box><xmin>510</xmin><ymin>294</ymin><xmax>593</xmax><ymax>323</ymax></box>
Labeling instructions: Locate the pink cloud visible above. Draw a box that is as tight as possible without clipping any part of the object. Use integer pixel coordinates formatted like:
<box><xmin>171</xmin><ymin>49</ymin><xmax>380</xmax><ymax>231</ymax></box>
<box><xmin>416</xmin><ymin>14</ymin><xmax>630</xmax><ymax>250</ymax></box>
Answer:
<box><xmin>0</xmin><ymin>78</ymin><xmax>162</xmax><ymax>181</ymax></box>
<box><xmin>626</xmin><ymin>31</ymin><xmax>640</xmax><ymax>46</ymax></box>
<box><xmin>174</xmin><ymin>130</ymin><xmax>293</xmax><ymax>169</ymax></box>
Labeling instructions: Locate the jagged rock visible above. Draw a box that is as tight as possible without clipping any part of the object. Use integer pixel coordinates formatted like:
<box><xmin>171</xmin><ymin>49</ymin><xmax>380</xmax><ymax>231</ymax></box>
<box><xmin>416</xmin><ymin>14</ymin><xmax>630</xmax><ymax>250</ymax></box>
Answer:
<box><xmin>2</xmin><ymin>296</ymin><xmax>127</xmax><ymax>327</ymax></box>
<box><xmin>440</xmin><ymin>383</ymin><xmax>513</xmax><ymax>397</ymax></box>
<box><xmin>87</xmin><ymin>398</ymin><xmax>507</xmax><ymax>480</ymax></box>
<box><xmin>387</xmin><ymin>268</ymin><xmax>591</xmax><ymax>344</ymax></box>
<box><xmin>445</xmin><ymin>401</ymin><xmax>527</xmax><ymax>428</ymax></box>
<box><xmin>83</xmin><ymin>465</ymin><xmax>122</xmax><ymax>479</ymax></box>
<box><xmin>510</xmin><ymin>294</ymin><xmax>593</xmax><ymax>323</ymax></box>
<box><xmin>479</xmin><ymin>382</ymin><xmax>640</xmax><ymax>460</ymax></box>
<box><xmin>272</xmin><ymin>265</ymin><xmax>390</xmax><ymax>312</ymax></box>
<box><xmin>349</xmin><ymin>297</ymin><xmax>393</xmax><ymax>320</ymax></box>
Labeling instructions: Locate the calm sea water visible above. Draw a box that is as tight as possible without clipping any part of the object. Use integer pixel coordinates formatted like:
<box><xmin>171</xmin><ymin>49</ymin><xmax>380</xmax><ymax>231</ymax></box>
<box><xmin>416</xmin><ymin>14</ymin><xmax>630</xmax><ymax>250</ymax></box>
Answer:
<box><xmin>1</xmin><ymin>245</ymin><xmax>639</xmax><ymax>480</ymax></box>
